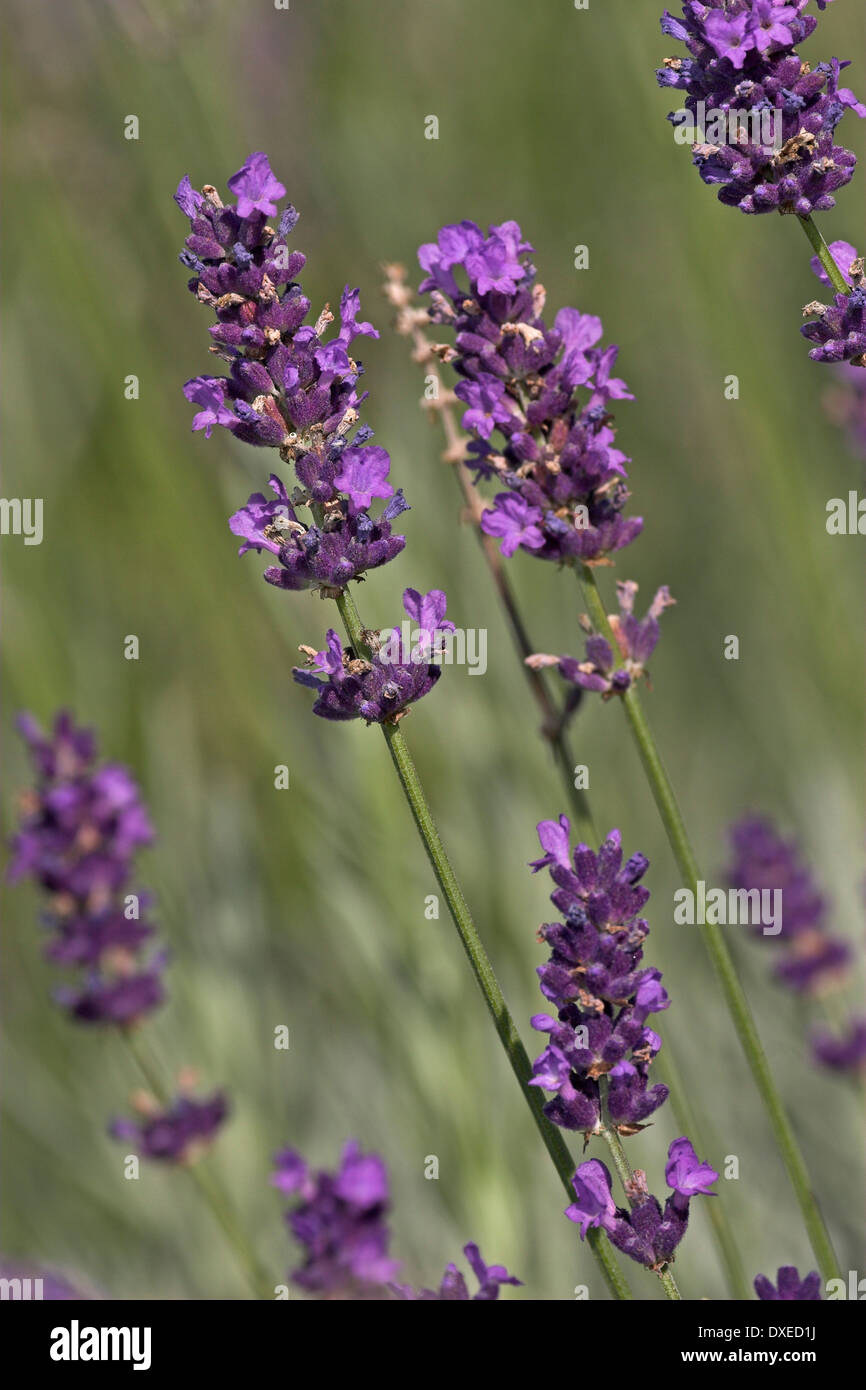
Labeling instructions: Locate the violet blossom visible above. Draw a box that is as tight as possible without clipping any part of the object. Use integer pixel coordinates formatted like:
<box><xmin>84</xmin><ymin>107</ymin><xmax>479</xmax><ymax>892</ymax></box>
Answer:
<box><xmin>566</xmin><ymin>1138</ymin><xmax>718</xmax><ymax>1269</ymax></box>
<box><xmin>527</xmin><ymin>582</ymin><xmax>675</xmax><ymax>699</ymax></box>
<box><xmin>802</xmin><ymin>240</ymin><xmax>866</xmax><ymax>366</ymax></box>
<box><xmin>110</xmin><ymin>1091</ymin><xmax>228</xmax><ymax>1164</ymax></box>
<box><xmin>292</xmin><ymin>588</ymin><xmax>455</xmax><ymax>723</ymax></box>
<box><xmin>272</xmin><ymin>1141</ymin><xmax>400</xmax><ymax>1298</ymax></box>
<box><xmin>390</xmin><ymin>1244</ymin><xmax>522</xmax><ymax>1301</ymax></box>
<box><xmin>527</xmin><ymin>818</ymin><xmax>671</xmax><ymax>1133</ymax></box>
<box><xmin>754</xmin><ymin>1265</ymin><xmax>822</xmax><ymax>1299</ymax></box>
<box><xmin>416</xmin><ymin>220</ymin><xmax>642</xmax><ymax>565</ymax></box>
<box><xmin>176</xmin><ymin>152</ymin><xmax>408</xmax><ymax>593</ymax></box>
<box><xmin>658</xmin><ymin>2</ymin><xmax>865</xmax><ymax>216</ymax></box>
<box><xmin>9</xmin><ymin>713</ymin><xmax>165</xmax><ymax>1026</ymax></box>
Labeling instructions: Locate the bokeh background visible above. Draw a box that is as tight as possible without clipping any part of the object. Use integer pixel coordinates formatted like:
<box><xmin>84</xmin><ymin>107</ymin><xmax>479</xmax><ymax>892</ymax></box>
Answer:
<box><xmin>2</xmin><ymin>0</ymin><xmax>864</xmax><ymax>1301</ymax></box>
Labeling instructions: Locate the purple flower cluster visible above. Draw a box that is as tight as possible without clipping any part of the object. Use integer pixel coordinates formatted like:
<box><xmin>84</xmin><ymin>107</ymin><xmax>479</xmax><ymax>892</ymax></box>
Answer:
<box><xmin>292</xmin><ymin>588</ymin><xmax>454</xmax><ymax>724</ymax></box>
<box><xmin>528</xmin><ymin>582</ymin><xmax>675</xmax><ymax>699</ymax></box>
<box><xmin>110</xmin><ymin>1090</ymin><xmax>228</xmax><ymax>1164</ymax></box>
<box><xmin>567</xmin><ymin>1139</ymin><xmax>718</xmax><ymax>1270</ymax></box>
<box><xmin>272</xmin><ymin>1141</ymin><xmax>519</xmax><ymax>1301</ymax></box>
<box><xmin>176</xmin><ymin>152</ymin><xmax>408</xmax><ymax>594</ymax></box>
<box><xmin>272</xmin><ymin>1141</ymin><xmax>399</xmax><ymax>1298</ymax></box>
<box><xmin>754</xmin><ymin>1265</ymin><xmax>822</xmax><ymax>1300</ymax></box>
<box><xmin>727</xmin><ymin>816</ymin><xmax>866</xmax><ymax>1075</ymax></box>
<box><xmin>727</xmin><ymin>816</ymin><xmax>849</xmax><ymax>990</ymax></box>
<box><xmin>9</xmin><ymin>713</ymin><xmax>164</xmax><ymax>1026</ymax></box>
<box><xmin>391</xmin><ymin>1244</ymin><xmax>522</xmax><ymax>1301</ymax></box>
<box><xmin>417</xmin><ymin>221</ymin><xmax>642</xmax><ymax>564</ymax></box>
<box><xmin>527</xmin><ymin>818</ymin><xmax>671</xmax><ymax>1133</ymax></box>
<box><xmin>802</xmin><ymin>237</ymin><xmax>866</xmax><ymax>366</ymax></box>
<box><xmin>658</xmin><ymin>2</ymin><xmax>865</xmax><ymax>216</ymax></box>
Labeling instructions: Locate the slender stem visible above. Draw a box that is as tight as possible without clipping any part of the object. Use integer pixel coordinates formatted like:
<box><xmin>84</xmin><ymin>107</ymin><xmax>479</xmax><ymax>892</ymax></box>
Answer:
<box><xmin>797</xmin><ymin>215</ymin><xmax>850</xmax><ymax>297</ymax></box>
<box><xmin>578</xmin><ymin>563</ymin><xmax>841</xmax><ymax>1285</ymax></box>
<box><xmin>332</xmin><ymin>585</ymin><xmax>632</xmax><ymax>1300</ymax></box>
<box><xmin>120</xmin><ymin>1030</ymin><xmax>273</xmax><ymax>1300</ymax></box>
<box><xmin>599</xmin><ymin>1084</ymin><xmax>682</xmax><ymax>1301</ymax></box>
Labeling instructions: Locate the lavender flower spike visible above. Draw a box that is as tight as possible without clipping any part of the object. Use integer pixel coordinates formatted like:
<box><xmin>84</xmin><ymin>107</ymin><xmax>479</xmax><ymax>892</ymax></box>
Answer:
<box><xmin>176</xmin><ymin>153</ymin><xmax>408</xmax><ymax>594</ymax></box>
<box><xmin>528</xmin><ymin>818</ymin><xmax>670</xmax><ymax>1134</ymax></box>
<box><xmin>657</xmin><ymin>3</ymin><xmax>865</xmax><ymax>217</ymax></box>
<box><xmin>726</xmin><ymin>815</ymin><xmax>850</xmax><ymax>994</ymax></box>
<box><xmin>110</xmin><ymin>1088</ymin><xmax>228</xmax><ymax>1164</ymax></box>
<box><xmin>292</xmin><ymin>588</ymin><xmax>454</xmax><ymax>723</ymax></box>
<box><xmin>802</xmin><ymin>247</ymin><xmax>866</xmax><ymax>366</ymax></box>
<box><xmin>528</xmin><ymin>582</ymin><xmax>675</xmax><ymax>699</ymax></box>
<box><xmin>566</xmin><ymin>1138</ymin><xmax>718</xmax><ymax>1269</ymax></box>
<box><xmin>754</xmin><ymin>1266</ymin><xmax>822</xmax><ymax>1300</ymax></box>
<box><xmin>9</xmin><ymin>712</ymin><xmax>165</xmax><ymax>1026</ymax></box>
<box><xmin>272</xmin><ymin>1141</ymin><xmax>400</xmax><ymax>1298</ymax></box>
<box><xmin>417</xmin><ymin>220</ymin><xmax>642</xmax><ymax>565</ymax></box>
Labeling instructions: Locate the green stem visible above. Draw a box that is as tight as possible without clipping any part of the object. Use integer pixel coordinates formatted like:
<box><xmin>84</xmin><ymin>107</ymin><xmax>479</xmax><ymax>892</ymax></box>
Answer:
<box><xmin>578</xmin><ymin>564</ymin><xmax>841</xmax><ymax>1285</ymax></box>
<box><xmin>333</xmin><ymin>586</ymin><xmax>632</xmax><ymax>1301</ymax></box>
<box><xmin>121</xmin><ymin>1031</ymin><xmax>273</xmax><ymax>1300</ymax></box>
<box><xmin>599</xmin><ymin>1084</ymin><xmax>681</xmax><ymax>1301</ymax></box>
<box><xmin>797</xmin><ymin>214</ymin><xmax>851</xmax><ymax>297</ymax></box>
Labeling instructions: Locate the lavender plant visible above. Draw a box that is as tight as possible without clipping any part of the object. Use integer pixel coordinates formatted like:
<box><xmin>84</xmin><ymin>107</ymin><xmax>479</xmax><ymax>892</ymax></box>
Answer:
<box><xmin>387</xmin><ymin>263</ymin><xmax>751</xmax><ymax>1296</ymax></box>
<box><xmin>174</xmin><ymin>153</ymin><xmax>633</xmax><ymax>1298</ymax></box>
<box><xmin>415</xmin><ymin>214</ymin><xmax>841</xmax><ymax>1286</ymax></box>
<box><xmin>9</xmin><ymin>711</ymin><xmax>268</xmax><ymax>1298</ymax></box>
<box><xmin>656</xmin><ymin>2</ymin><xmax>866</xmax><ymax>344</ymax></box>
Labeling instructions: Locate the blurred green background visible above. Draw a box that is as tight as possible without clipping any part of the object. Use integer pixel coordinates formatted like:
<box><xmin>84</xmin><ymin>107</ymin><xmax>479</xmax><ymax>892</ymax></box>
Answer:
<box><xmin>2</xmin><ymin>0</ymin><xmax>864</xmax><ymax>1301</ymax></box>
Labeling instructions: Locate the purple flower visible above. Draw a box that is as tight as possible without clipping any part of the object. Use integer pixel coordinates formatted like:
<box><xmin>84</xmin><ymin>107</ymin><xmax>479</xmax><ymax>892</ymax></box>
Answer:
<box><xmin>811</xmin><ymin>1018</ymin><xmax>866</xmax><ymax>1073</ymax></box>
<box><xmin>726</xmin><ymin>815</ymin><xmax>850</xmax><ymax>993</ymax></box>
<box><xmin>391</xmin><ymin>1244</ymin><xmax>522</xmax><ymax>1301</ymax></box>
<box><xmin>565</xmin><ymin>1159</ymin><xmax>618</xmax><ymax>1237</ymax></box>
<box><xmin>527</xmin><ymin>820</ymin><xmax>670</xmax><ymax>1134</ymax></box>
<box><xmin>802</xmin><ymin>253</ymin><xmax>866</xmax><ymax>366</ymax></box>
<box><xmin>183</xmin><ymin>376</ymin><xmax>239</xmax><ymax>438</ymax></box>
<box><xmin>809</xmin><ymin>239</ymin><xmax>860</xmax><ymax>289</ymax></box>
<box><xmin>454</xmin><ymin>375</ymin><xmax>515</xmax><ymax>440</ymax></box>
<box><xmin>175</xmin><ymin>155</ymin><xmax>408</xmax><ymax>591</ymax></box>
<box><xmin>527</xmin><ymin>581</ymin><xmax>675</xmax><ymax>699</ymax></box>
<box><xmin>334</xmin><ymin>445</ymin><xmax>394</xmax><ymax>511</ymax></box>
<box><xmin>9</xmin><ymin>713</ymin><xmax>164</xmax><ymax>1027</ymax></box>
<box><xmin>754</xmin><ymin>1266</ymin><xmax>822</xmax><ymax>1300</ymax></box>
<box><xmin>665</xmin><ymin>1136</ymin><xmax>720</xmax><ymax>1196</ymax></box>
<box><xmin>418</xmin><ymin>218</ymin><xmax>641</xmax><ymax>565</ymax></box>
<box><xmin>110</xmin><ymin>1091</ymin><xmax>228</xmax><ymax>1163</ymax></box>
<box><xmin>226</xmin><ymin>151</ymin><xmax>286</xmax><ymax>218</ymax></box>
<box><xmin>292</xmin><ymin>588</ymin><xmax>454</xmax><ymax>723</ymax></box>
<box><xmin>480</xmin><ymin>493</ymin><xmax>546</xmax><ymax>558</ymax></box>
<box><xmin>567</xmin><ymin>1138</ymin><xmax>716</xmax><ymax>1269</ymax></box>
<box><xmin>272</xmin><ymin>1141</ymin><xmax>400</xmax><ymax>1297</ymax></box>
<box><xmin>229</xmin><ymin>474</ymin><xmax>408</xmax><ymax>594</ymax></box>
<box><xmin>658</xmin><ymin>3</ymin><xmax>864</xmax><ymax>217</ymax></box>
